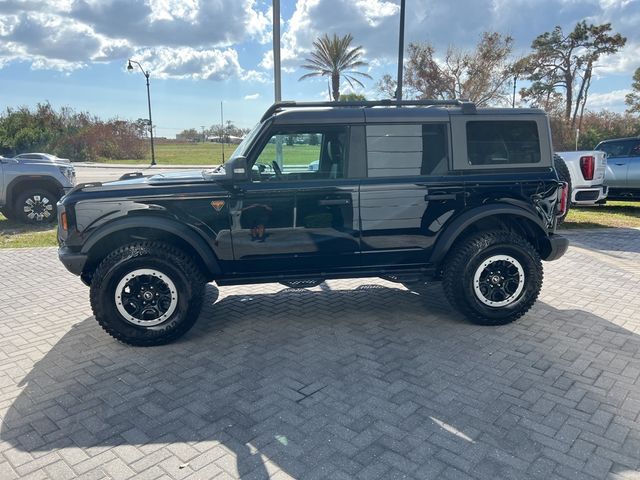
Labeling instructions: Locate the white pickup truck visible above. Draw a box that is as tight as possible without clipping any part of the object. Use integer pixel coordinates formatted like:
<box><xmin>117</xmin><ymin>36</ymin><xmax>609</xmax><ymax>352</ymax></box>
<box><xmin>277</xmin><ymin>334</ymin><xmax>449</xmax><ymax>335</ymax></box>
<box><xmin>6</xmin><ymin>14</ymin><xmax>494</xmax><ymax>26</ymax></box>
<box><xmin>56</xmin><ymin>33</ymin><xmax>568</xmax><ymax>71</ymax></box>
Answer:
<box><xmin>554</xmin><ymin>151</ymin><xmax>608</xmax><ymax>205</ymax></box>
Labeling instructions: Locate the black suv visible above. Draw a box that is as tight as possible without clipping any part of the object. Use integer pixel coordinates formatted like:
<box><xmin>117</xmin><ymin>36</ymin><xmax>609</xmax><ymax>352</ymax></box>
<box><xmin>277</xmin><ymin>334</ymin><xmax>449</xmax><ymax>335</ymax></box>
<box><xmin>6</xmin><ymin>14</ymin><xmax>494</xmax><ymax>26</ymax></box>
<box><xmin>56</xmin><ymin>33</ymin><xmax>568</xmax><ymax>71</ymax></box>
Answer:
<box><xmin>57</xmin><ymin>100</ymin><xmax>569</xmax><ymax>346</ymax></box>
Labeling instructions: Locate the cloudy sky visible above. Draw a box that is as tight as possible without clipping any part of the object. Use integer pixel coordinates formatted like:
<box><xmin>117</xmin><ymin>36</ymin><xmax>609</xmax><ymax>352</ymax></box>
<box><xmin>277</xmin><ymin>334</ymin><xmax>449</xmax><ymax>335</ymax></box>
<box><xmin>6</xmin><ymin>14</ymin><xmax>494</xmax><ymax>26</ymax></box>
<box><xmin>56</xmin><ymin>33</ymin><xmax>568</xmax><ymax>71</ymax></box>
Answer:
<box><xmin>0</xmin><ymin>0</ymin><xmax>638</xmax><ymax>137</ymax></box>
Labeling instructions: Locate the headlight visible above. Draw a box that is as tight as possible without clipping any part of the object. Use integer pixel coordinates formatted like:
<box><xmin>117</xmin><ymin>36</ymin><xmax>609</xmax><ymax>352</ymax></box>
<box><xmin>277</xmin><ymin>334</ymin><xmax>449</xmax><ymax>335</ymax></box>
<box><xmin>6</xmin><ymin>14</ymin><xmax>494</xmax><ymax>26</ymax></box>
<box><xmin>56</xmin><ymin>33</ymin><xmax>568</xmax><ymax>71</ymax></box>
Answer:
<box><xmin>59</xmin><ymin>166</ymin><xmax>76</xmax><ymax>183</ymax></box>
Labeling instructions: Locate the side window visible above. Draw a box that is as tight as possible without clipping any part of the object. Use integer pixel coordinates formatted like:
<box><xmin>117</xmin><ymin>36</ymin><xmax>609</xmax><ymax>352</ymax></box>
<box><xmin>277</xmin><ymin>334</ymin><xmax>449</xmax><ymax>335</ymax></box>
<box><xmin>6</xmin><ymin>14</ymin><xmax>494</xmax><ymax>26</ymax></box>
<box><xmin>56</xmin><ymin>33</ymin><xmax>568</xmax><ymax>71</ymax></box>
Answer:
<box><xmin>467</xmin><ymin>121</ymin><xmax>540</xmax><ymax>165</ymax></box>
<box><xmin>629</xmin><ymin>141</ymin><xmax>640</xmax><ymax>157</ymax></box>
<box><xmin>598</xmin><ymin>141</ymin><xmax>631</xmax><ymax>158</ymax></box>
<box><xmin>366</xmin><ymin>123</ymin><xmax>449</xmax><ymax>177</ymax></box>
<box><xmin>253</xmin><ymin>127</ymin><xmax>348</xmax><ymax>181</ymax></box>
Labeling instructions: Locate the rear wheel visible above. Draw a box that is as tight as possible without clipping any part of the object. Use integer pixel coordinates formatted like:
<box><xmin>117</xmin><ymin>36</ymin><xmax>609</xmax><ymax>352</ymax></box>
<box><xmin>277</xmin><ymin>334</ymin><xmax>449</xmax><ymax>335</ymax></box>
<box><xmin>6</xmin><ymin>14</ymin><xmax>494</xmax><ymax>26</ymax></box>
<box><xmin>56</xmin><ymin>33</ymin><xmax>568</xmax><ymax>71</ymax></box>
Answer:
<box><xmin>553</xmin><ymin>155</ymin><xmax>571</xmax><ymax>224</ymax></box>
<box><xmin>15</xmin><ymin>189</ymin><xmax>58</xmax><ymax>224</ymax></box>
<box><xmin>442</xmin><ymin>230</ymin><xmax>543</xmax><ymax>325</ymax></box>
<box><xmin>90</xmin><ymin>242</ymin><xmax>206</xmax><ymax>346</ymax></box>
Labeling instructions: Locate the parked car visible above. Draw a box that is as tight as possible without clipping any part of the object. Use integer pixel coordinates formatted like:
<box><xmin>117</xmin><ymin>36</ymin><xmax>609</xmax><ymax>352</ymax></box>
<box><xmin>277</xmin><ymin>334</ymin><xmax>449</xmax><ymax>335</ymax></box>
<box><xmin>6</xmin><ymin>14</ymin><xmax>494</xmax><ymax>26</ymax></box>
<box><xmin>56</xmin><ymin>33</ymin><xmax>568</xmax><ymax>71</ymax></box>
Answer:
<box><xmin>554</xmin><ymin>150</ymin><xmax>608</xmax><ymax>207</ymax></box>
<box><xmin>0</xmin><ymin>153</ymin><xmax>76</xmax><ymax>223</ymax></box>
<box><xmin>57</xmin><ymin>100</ymin><xmax>568</xmax><ymax>346</ymax></box>
<box><xmin>13</xmin><ymin>152</ymin><xmax>72</xmax><ymax>164</ymax></box>
<box><xmin>595</xmin><ymin>137</ymin><xmax>640</xmax><ymax>199</ymax></box>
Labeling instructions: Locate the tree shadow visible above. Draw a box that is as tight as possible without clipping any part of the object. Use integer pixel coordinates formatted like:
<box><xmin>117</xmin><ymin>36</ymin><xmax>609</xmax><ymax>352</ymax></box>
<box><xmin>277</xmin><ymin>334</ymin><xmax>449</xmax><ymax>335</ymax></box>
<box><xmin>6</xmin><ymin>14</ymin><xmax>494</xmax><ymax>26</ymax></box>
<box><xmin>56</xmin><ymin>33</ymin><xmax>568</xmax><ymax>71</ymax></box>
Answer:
<box><xmin>2</xmin><ymin>283</ymin><xmax>640</xmax><ymax>478</ymax></box>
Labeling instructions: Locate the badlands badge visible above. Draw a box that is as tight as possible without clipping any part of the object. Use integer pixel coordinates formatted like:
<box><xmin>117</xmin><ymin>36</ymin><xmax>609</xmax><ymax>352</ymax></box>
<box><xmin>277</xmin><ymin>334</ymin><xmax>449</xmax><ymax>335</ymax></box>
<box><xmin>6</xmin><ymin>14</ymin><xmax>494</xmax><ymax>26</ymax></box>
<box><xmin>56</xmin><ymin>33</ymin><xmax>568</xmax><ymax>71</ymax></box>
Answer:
<box><xmin>210</xmin><ymin>200</ymin><xmax>225</xmax><ymax>212</ymax></box>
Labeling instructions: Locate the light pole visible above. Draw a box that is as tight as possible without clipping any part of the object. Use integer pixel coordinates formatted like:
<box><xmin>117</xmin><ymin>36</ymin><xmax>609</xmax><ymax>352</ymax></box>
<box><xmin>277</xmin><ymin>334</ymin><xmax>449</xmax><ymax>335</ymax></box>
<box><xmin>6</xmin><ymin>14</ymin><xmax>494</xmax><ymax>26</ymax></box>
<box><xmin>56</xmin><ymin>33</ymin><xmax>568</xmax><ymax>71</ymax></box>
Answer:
<box><xmin>396</xmin><ymin>0</ymin><xmax>406</xmax><ymax>102</ymax></box>
<box><xmin>127</xmin><ymin>59</ymin><xmax>156</xmax><ymax>166</ymax></box>
<box><xmin>512</xmin><ymin>75</ymin><xmax>518</xmax><ymax>108</ymax></box>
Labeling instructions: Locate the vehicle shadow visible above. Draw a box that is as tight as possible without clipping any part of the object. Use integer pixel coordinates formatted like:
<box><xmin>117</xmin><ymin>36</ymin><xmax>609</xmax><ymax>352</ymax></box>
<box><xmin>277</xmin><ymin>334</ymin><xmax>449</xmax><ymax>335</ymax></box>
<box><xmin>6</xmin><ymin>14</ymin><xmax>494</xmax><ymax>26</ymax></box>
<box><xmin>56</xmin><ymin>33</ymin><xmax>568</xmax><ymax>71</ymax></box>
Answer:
<box><xmin>2</xmin><ymin>283</ymin><xmax>640</xmax><ymax>478</ymax></box>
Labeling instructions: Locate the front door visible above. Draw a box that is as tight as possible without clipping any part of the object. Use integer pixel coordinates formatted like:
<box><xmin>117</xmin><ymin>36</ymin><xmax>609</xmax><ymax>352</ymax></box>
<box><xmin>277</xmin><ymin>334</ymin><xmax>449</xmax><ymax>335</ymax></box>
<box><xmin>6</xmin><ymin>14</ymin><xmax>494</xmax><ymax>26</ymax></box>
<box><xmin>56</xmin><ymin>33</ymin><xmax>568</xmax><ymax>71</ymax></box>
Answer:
<box><xmin>228</xmin><ymin>126</ymin><xmax>360</xmax><ymax>275</ymax></box>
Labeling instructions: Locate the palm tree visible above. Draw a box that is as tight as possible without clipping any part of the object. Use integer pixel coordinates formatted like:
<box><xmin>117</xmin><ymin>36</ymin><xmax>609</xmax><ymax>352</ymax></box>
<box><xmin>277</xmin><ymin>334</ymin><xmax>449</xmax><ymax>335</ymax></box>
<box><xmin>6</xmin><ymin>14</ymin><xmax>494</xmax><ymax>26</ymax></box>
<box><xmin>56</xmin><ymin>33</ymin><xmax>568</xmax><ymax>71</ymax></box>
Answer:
<box><xmin>299</xmin><ymin>33</ymin><xmax>372</xmax><ymax>101</ymax></box>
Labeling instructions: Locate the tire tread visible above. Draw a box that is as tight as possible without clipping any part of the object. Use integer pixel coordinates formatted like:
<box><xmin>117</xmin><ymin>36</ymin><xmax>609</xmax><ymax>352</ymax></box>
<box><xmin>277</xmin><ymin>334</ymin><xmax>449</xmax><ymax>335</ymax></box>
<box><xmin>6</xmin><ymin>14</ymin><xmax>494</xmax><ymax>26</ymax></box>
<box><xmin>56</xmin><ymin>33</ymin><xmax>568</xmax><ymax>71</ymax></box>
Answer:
<box><xmin>89</xmin><ymin>241</ymin><xmax>205</xmax><ymax>346</ymax></box>
<box><xmin>442</xmin><ymin>230</ymin><xmax>543</xmax><ymax>325</ymax></box>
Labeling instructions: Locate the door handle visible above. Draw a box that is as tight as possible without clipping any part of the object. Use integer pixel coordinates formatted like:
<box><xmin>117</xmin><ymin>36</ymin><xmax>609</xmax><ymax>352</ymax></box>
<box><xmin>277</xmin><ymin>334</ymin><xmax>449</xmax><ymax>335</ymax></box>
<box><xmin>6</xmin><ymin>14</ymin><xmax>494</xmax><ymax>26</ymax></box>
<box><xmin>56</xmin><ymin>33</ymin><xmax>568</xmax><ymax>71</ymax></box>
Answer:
<box><xmin>614</xmin><ymin>163</ymin><xmax>626</xmax><ymax>166</ymax></box>
<box><xmin>319</xmin><ymin>199</ymin><xmax>350</xmax><ymax>206</ymax></box>
<box><xmin>425</xmin><ymin>193</ymin><xmax>457</xmax><ymax>201</ymax></box>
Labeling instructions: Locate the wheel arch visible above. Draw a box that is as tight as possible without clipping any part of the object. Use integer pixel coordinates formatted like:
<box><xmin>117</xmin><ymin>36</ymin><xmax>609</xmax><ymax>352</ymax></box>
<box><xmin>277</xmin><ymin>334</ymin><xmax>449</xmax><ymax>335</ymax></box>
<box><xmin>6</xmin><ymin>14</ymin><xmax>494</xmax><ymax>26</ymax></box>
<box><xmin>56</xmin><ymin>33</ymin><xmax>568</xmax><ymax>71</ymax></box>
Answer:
<box><xmin>6</xmin><ymin>176</ymin><xmax>64</xmax><ymax>208</ymax></box>
<box><xmin>80</xmin><ymin>217</ymin><xmax>221</xmax><ymax>284</ymax></box>
<box><xmin>430</xmin><ymin>205</ymin><xmax>551</xmax><ymax>268</ymax></box>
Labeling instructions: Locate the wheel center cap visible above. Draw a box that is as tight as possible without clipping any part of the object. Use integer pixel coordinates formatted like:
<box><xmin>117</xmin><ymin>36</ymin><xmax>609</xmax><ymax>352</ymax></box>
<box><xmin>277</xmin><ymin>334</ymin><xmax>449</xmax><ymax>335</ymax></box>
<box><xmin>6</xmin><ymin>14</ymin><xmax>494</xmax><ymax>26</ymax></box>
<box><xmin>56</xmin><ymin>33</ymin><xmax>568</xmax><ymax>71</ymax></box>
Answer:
<box><xmin>490</xmin><ymin>275</ymin><xmax>502</xmax><ymax>285</ymax></box>
<box><xmin>143</xmin><ymin>291</ymin><xmax>154</xmax><ymax>301</ymax></box>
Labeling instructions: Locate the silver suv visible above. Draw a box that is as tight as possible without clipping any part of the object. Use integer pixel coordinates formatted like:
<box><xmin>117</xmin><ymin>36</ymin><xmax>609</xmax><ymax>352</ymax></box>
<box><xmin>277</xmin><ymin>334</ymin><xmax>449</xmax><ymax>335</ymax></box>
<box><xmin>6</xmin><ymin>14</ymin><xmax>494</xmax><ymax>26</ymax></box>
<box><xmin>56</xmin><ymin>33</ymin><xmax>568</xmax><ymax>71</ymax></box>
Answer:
<box><xmin>0</xmin><ymin>153</ymin><xmax>76</xmax><ymax>223</ymax></box>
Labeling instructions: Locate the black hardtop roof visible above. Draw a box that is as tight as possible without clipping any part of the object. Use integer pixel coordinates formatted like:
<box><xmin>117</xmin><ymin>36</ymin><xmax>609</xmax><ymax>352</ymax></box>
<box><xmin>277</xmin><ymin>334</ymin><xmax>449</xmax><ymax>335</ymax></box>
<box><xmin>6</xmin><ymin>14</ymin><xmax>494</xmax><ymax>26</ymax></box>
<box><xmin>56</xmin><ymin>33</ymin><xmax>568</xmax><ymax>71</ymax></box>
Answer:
<box><xmin>264</xmin><ymin>100</ymin><xmax>545</xmax><ymax>125</ymax></box>
<box><xmin>596</xmin><ymin>136</ymin><xmax>640</xmax><ymax>144</ymax></box>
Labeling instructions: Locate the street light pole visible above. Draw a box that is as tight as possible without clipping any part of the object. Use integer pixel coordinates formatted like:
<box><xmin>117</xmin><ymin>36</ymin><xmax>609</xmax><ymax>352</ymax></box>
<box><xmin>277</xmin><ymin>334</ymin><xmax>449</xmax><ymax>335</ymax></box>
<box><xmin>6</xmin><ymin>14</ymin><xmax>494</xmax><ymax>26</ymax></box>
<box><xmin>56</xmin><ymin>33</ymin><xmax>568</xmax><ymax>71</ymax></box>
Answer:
<box><xmin>396</xmin><ymin>0</ymin><xmax>406</xmax><ymax>102</ymax></box>
<box><xmin>128</xmin><ymin>59</ymin><xmax>156</xmax><ymax>166</ymax></box>
<box><xmin>512</xmin><ymin>75</ymin><xmax>518</xmax><ymax>108</ymax></box>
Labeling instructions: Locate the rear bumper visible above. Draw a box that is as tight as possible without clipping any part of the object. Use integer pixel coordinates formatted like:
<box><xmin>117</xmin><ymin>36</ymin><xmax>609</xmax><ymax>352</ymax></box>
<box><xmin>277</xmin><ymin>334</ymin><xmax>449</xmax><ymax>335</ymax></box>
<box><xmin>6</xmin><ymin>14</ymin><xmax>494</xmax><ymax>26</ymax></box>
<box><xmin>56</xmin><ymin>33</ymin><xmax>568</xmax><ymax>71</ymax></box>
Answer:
<box><xmin>58</xmin><ymin>247</ymin><xmax>87</xmax><ymax>276</ymax></box>
<box><xmin>542</xmin><ymin>234</ymin><xmax>569</xmax><ymax>262</ymax></box>
<box><xmin>571</xmin><ymin>185</ymin><xmax>608</xmax><ymax>205</ymax></box>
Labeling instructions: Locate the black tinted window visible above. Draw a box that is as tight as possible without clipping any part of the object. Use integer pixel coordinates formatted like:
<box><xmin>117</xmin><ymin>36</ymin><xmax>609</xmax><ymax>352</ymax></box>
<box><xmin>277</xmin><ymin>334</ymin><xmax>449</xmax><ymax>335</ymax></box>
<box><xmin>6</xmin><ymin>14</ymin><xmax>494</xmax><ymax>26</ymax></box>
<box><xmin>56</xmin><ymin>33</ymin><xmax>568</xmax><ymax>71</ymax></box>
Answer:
<box><xmin>366</xmin><ymin>123</ymin><xmax>449</xmax><ymax>177</ymax></box>
<box><xmin>467</xmin><ymin>121</ymin><xmax>540</xmax><ymax>165</ymax></box>
<box><xmin>597</xmin><ymin>141</ymin><xmax>633</xmax><ymax>158</ymax></box>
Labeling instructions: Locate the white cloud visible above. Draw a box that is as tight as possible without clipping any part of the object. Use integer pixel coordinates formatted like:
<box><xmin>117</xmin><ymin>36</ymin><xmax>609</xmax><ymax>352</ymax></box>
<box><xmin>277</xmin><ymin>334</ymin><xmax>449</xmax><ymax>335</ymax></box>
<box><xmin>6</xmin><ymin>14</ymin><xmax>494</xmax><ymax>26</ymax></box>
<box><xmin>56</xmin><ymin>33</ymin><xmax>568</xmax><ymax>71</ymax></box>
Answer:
<box><xmin>244</xmin><ymin>93</ymin><xmax>260</xmax><ymax>100</ymax></box>
<box><xmin>261</xmin><ymin>0</ymin><xmax>398</xmax><ymax>73</ymax></box>
<box><xmin>0</xmin><ymin>0</ymin><xmax>271</xmax><ymax>80</ymax></box>
<box><xmin>594</xmin><ymin>42</ymin><xmax>640</xmax><ymax>75</ymax></box>
<box><xmin>587</xmin><ymin>89</ymin><xmax>631</xmax><ymax>110</ymax></box>
<box><xmin>133</xmin><ymin>47</ymin><xmax>238</xmax><ymax>81</ymax></box>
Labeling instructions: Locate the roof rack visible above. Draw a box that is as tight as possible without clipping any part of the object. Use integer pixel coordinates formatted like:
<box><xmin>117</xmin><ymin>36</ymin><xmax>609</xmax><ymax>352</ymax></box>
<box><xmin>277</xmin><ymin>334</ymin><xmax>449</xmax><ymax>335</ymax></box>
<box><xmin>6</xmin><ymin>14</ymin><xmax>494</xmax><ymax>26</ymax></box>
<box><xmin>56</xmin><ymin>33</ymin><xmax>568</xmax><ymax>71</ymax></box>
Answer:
<box><xmin>260</xmin><ymin>99</ymin><xmax>476</xmax><ymax>121</ymax></box>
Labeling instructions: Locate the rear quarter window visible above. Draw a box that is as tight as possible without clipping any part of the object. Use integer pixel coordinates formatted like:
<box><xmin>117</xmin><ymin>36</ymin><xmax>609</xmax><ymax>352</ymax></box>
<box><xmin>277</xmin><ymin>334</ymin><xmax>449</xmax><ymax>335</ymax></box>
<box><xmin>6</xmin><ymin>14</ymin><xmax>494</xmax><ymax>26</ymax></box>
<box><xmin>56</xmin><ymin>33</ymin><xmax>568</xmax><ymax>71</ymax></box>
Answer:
<box><xmin>466</xmin><ymin>121</ymin><xmax>541</xmax><ymax>165</ymax></box>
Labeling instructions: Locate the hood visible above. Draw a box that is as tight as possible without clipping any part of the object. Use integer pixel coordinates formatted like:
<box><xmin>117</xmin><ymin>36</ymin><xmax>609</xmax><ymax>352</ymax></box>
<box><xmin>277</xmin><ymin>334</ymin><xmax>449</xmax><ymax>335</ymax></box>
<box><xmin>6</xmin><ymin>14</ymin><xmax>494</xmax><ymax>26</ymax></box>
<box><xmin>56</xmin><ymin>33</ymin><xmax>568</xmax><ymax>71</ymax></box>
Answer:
<box><xmin>12</xmin><ymin>157</ymin><xmax>72</xmax><ymax>167</ymax></box>
<box><xmin>103</xmin><ymin>169</ymin><xmax>225</xmax><ymax>187</ymax></box>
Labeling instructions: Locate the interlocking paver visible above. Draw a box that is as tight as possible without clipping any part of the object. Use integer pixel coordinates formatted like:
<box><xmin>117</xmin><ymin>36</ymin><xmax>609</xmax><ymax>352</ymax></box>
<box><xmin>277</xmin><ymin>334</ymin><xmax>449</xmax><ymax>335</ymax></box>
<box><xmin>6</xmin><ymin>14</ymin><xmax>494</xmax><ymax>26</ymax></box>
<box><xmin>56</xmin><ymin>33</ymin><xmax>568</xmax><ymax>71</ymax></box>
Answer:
<box><xmin>0</xmin><ymin>228</ymin><xmax>639</xmax><ymax>479</ymax></box>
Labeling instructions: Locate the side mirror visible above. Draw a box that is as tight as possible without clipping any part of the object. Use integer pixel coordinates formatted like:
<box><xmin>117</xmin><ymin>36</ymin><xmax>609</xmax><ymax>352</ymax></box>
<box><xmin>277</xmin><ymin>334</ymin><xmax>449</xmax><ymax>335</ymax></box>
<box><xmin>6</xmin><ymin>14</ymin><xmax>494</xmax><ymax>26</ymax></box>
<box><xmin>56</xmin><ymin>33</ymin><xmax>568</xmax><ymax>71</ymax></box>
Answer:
<box><xmin>225</xmin><ymin>156</ymin><xmax>250</xmax><ymax>182</ymax></box>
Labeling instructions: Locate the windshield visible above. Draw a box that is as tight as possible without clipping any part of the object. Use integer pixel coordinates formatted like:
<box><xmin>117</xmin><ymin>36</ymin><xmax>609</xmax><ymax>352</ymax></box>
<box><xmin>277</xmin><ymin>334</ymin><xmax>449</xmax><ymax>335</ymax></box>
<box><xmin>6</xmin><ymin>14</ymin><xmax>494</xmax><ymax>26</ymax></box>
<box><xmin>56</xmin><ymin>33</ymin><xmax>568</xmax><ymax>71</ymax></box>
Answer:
<box><xmin>227</xmin><ymin>122</ymin><xmax>262</xmax><ymax>162</ymax></box>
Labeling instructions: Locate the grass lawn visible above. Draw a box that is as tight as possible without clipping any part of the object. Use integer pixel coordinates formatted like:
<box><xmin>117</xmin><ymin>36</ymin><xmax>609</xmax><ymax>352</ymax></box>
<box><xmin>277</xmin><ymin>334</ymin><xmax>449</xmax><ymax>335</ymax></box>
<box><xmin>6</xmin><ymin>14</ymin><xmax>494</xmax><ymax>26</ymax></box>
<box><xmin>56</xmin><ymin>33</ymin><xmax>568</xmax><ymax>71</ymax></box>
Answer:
<box><xmin>0</xmin><ymin>213</ymin><xmax>57</xmax><ymax>248</ymax></box>
<box><xmin>96</xmin><ymin>142</ymin><xmax>322</xmax><ymax>167</ymax></box>
<box><xmin>562</xmin><ymin>200</ymin><xmax>640</xmax><ymax>229</ymax></box>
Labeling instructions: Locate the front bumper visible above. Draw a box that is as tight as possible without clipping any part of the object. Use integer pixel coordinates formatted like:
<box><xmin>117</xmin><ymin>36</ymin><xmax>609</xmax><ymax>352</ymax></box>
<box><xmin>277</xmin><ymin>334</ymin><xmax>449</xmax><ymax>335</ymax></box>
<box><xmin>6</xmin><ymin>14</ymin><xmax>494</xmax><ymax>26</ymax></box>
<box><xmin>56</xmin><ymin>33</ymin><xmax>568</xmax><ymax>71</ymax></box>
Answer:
<box><xmin>542</xmin><ymin>234</ymin><xmax>569</xmax><ymax>262</ymax></box>
<box><xmin>58</xmin><ymin>246</ymin><xmax>87</xmax><ymax>276</ymax></box>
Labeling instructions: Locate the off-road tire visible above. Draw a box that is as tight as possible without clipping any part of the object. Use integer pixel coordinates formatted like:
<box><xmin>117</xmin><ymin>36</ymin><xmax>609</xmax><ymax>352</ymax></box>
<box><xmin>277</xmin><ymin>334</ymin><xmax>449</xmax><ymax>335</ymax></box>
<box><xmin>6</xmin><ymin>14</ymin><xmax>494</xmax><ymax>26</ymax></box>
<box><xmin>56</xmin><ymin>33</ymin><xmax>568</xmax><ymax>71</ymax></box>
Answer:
<box><xmin>553</xmin><ymin>155</ymin><xmax>571</xmax><ymax>224</ymax></box>
<box><xmin>15</xmin><ymin>189</ymin><xmax>58</xmax><ymax>224</ymax></box>
<box><xmin>442</xmin><ymin>230</ymin><xmax>543</xmax><ymax>325</ymax></box>
<box><xmin>90</xmin><ymin>242</ymin><xmax>206</xmax><ymax>346</ymax></box>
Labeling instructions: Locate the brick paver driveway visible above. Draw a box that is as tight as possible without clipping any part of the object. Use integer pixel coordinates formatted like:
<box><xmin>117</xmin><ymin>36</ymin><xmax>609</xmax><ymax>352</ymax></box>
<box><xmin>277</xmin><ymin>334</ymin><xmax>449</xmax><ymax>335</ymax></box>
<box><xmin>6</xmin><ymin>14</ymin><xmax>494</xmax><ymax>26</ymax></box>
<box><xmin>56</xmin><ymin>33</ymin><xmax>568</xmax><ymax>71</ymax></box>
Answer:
<box><xmin>0</xmin><ymin>229</ymin><xmax>639</xmax><ymax>480</ymax></box>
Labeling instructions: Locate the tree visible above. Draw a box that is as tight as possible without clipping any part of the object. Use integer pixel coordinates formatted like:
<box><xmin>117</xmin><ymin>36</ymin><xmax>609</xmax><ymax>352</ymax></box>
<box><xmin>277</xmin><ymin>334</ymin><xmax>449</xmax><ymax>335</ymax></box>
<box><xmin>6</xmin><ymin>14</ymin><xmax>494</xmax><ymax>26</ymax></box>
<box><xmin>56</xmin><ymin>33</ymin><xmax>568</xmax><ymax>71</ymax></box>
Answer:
<box><xmin>339</xmin><ymin>93</ymin><xmax>367</xmax><ymax>101</ymax></box>
<box><xmin>377</xmin><ymin>33</ymin><xmax>514</xmax><ymax>106</ymax></box>
<box><xmin>299</xmin><ymin>33</ymin><xmax>372</xmax><ymax>101</ymax></box>
<box><xmin>625</xmin><ymin>67</ymin><xmax>640</xmax><ymax>114</ymax></box>
<box><xmin>176</xmin><ymin>128</ymin><xmax>200</xmax><ymax>142</ymax></box>
<box><xmin>515</xmin><ymin>21</ymin><xmax>626</xmax><ymax>128</ymax></box>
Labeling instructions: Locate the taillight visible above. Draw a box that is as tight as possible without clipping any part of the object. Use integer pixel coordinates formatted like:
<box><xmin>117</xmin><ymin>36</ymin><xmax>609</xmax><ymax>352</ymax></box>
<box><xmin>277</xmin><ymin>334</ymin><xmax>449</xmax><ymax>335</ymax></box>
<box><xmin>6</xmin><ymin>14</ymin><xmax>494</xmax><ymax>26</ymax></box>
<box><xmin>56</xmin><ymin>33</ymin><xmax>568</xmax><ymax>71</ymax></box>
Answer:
<box><xmin>557</xmin><ymin>183</ymin><xmax>569</xmax><ymax>217</ymax></box>
<box><xmin>580</xmin><ymin>155</ymin><xmax>595</xmax><ymax>180</ymax></box>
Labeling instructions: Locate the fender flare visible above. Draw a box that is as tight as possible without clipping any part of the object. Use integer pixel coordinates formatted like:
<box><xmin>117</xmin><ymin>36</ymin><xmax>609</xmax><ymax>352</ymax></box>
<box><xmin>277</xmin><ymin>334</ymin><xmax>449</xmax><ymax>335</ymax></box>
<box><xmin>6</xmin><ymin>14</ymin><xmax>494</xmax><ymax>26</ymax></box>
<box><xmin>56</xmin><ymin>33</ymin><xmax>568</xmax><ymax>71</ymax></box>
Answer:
<box><xmin>80</xmin><ymin>216</ymin><xmax>221</xmax><ymax>276</ymax></box>
<box><xmin>429</xmin><ymin>204</ymin><xmax>549</xmax><ymax>265</ymax></box>
<box><xmin>6</xmin><ymin>176</ymin><xmax>65</xmax><ymax>204</ymax></box>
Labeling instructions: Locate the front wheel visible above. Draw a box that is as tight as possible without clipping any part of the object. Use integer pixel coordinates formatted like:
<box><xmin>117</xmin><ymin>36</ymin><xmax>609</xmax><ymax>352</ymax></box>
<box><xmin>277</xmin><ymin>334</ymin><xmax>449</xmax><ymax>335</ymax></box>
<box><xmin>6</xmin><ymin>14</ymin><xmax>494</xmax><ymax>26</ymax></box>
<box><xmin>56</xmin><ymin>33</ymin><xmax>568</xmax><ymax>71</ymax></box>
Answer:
<box><xmin>90</xmin><ymin>242</ymin><xmax>206</xmax><ymax>346</ymax></box>
<box><xmin>442</xmin><ymin>231</ymin><xmax>543</xmax><ymax>325</ymax></box>
<box><xmin>15</xmin><ymin>189</ymin><xmax>58</xmax><ymax>224</ymax></box>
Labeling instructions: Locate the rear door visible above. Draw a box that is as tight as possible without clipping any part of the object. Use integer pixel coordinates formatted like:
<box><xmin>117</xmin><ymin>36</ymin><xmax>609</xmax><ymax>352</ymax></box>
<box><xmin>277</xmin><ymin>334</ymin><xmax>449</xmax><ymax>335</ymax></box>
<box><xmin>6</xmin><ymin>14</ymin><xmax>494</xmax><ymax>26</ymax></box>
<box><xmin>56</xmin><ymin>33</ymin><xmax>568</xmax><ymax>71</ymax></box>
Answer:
<box><xmin>228</xmin><ymin>125</ymin><xmax>361</xmax><ymax>274</ymax></box>
<box><xmin>359</xmin><ymin>119</ymin><xmax>465</xmax><ymax>267</ymax></box>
